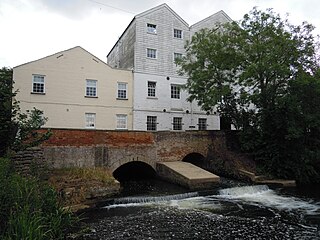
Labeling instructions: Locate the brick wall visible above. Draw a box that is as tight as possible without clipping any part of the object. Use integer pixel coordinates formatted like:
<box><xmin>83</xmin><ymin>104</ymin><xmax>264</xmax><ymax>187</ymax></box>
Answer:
<box><xmin>40</xmin><ymin>129</ymin><xmax>154</xmax><ymax>146</ymax></box>
<box><xmin>40</xmin><ymin>129</ymin><xmax>217</xmax><ymax>170</ymax></box>
<box><xmin>39</xmin><ymin>129</ymin><xmax>253</xmax><ymax>175</ymax></box>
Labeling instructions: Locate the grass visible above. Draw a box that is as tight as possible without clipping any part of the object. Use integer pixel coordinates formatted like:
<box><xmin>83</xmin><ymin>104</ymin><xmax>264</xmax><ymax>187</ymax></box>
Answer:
<box><xmin>0</xmin><ymin>157</ymin><xmax>77</xmax><ymax>240</ymax></box>
<box><xmin>52</xmin><ymin>167</ymin><xmax>115</xmax><ymax>184</ymax></box>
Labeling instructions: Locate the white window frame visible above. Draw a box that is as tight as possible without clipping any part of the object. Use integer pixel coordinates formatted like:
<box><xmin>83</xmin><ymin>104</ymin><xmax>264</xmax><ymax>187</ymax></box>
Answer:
<box><xmin>173</xmin><ymin>117</ymin><xmax>183</xmax><ymax>131</ymax></box>
<box><xmin>147</xmin><ymin>23</ymin><xmax>157</xmax><ymax>34</ymax></box>
<box><xmin>116</xmin><ymin>114</ymin><xmax>127</xmax><ymax>129</ymax></box>
<box><xmin>85</xmin><ymin>113</ymin><xmax>96</xmax><ymax>129</ymax></box>
<box><xmin>86</xmin><ymin>79</ymin><xmax>97</xmax><ymax>97</ymax></box>
<box><xmin>174</xmin><ymin>29</ymin><xmax>182</xmax><ymax>39</ymax></box>
<box><xmin>147</xmin><ymin>48</ymin><xmax>157</xmax><ymax>59</ymax></box>
<box><xmin>171</xmin><ymin>84</ymin><xmax>181</xmax><ymax>99</ymax></box>
<box><xmin>198</xmin><ymin>118</ymin><xmax>207</xmax><ymax>130</ymax></box>
<box><xmin>147</xmin><ymin>81</ymin><xmax>156</xmax><ymax>97</ymax></box>
<box><xmin>174</xmin><ymin>52</ymin><xmax>183</xmax><ymax>62</ymax></box>
<box><xmin>32</xmin><ymin>74</ymin><xmax>45</xmax><ymax>93</ymax></box>
<box><xmin>147</xmin><ymin>116</ymin><xmax>157</xmax><ymax>131</ymax></box>
<box><xmin>117</xmin><ymin>82</ymin><xmax>128</xmax><ymax>99</ymax></box>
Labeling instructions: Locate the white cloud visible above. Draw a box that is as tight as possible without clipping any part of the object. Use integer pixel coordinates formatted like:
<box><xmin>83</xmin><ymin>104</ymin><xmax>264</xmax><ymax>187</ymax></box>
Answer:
<box><xmin>0</xmin><ymin>0</ymin><xmax>319</xmax><ymax>67</ymax></box>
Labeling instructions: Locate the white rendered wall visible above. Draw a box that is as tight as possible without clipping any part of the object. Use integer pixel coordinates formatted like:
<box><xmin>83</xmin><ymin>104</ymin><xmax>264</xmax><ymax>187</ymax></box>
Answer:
<box><xmin>132</xmin><ymin>72</ymin><xmax>220</xmax><ymax>131</ymax></box>
<box><xmin>14</xmin><ymin>47</ymin><xmax>133</xmax><ymax>130</ymax></box>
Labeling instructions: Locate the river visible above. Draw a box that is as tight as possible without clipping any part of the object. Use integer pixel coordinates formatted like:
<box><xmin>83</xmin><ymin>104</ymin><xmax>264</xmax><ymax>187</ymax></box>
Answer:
<box><xmin>79</xmin><ymin>178</ymin><xmax>320</xmax><ymax>239</ymax></box>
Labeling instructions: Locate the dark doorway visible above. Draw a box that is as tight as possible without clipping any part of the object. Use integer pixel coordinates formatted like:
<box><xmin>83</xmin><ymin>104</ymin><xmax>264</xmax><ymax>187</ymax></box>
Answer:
<box><xmin>113</xmin><ymin>161</ymin><xmax>157</xmax><ymax>182</ymax></box>
<box><xmin>182</xmin><ymin>153</ymin><xmax>206</xmax><ymax>169</ymax></box>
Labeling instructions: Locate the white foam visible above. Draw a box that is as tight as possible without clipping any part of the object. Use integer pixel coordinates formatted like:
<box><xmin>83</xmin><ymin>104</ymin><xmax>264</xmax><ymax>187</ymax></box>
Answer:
<box><xmin>170</xmin><ymin>196</ymin><xmax>222</xmax><ymax>210</ymax></box>
<box><xmin>218</xmin><ymin>185</ymin><xmax>320</xmax><ymax>215</ymax></box>
<box><xmin>114</xmin><ymin>192</ymin><xmax>199</xmax><ymax>204</ymax></box>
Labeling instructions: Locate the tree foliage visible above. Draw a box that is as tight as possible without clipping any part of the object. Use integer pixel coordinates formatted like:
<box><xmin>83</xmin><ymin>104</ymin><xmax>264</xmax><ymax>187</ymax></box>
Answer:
<box><xmin>0</xmin><ymin>67</ymin><xmax>15</xmax><ymax>156</ymax></box>
<box><xmin>0</xmin><ymin>67</ymin><xmax>51</xmax><ymax>156</ymax></box>
<box><xmin>177</xmin><ymin>8</ymin><xmax>320</xmax><ymax>182</ymax></box>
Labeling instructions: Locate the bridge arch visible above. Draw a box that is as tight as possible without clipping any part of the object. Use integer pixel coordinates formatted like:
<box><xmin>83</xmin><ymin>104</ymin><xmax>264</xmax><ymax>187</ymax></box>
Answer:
<box><xmin>113</xmin><ymin>161</ymin><xmax>157</xmax><ymax>182</ymax></box>
<box><xmin>182</xmin><ymin>152</ymin><xmax>206</xmax><ymax>169</ymax></box>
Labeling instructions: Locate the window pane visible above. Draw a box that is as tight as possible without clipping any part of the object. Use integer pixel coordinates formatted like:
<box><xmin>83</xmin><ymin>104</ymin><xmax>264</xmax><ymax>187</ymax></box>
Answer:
<box><xmin>147</xmin><ymin>116</ymin><xmax>157</xmax><ymax>131</ymax></box>
<box><xmin>174</xmin><ymin>53</ymin><xmax>182</xmax><ymax>62</ymax></box>
<box><xmin>116</xmin><ymin>114</ymin><xmax>127</xmax><ymax>129</ymax></box>
<box><xmin>171</xmin><ymin>85</ymin><xmax>180</xmax><ymax>99</ymax></box>
<box><xmin>147</xmin><ymin>48</ymin><xmax>157</xmax><ymax>58</ymax></box>
<box><xmin>86</xmin><ymin>80</ymin><xmax>97</xmax><ymax>97</ymax></box>
<box><xmin>147</xmin><ymin>23</ymin><xmax>157</xmax><ymax>34</ymax></box>
<box><xmin>198</xmin><ymin>118</ymin><xmax>207</xmax><ymax>130</ymax></box>
<box><xmin>173</xmin><ymin>117</ymin><xmax>182</xmax><ymax>130</ymax></box>
<box><xmin>32</xmin><ymin>75</ymin><xmax>45</xmax><ymax>93</ymax></box>
<box><xmin>33</xmin><ymin>75</ymin><xmax>44</xmax><ymax>83</ymax></box>
<box><xmin>117</xmin><ymin>82</ymin><xmax>127</xmax><ymax>99</ymax></box>
<box><xmin>85</xmin><ymin>113</ymin><xmax>96</xmax><ymax>128</ymax></box>
<box><xmin>174</xmin><ymin>29</ymin><xmax>182</xmax><ymax>38</ymax></box>
<box><xmin>148</xmin><ymin>81</ymin><xmax>156</xmax><ymax>97</ymax></box>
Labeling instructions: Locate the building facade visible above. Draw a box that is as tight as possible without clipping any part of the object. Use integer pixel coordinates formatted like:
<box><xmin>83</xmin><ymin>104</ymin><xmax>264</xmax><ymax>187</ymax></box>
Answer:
<box><xmin>14</xmin><ymin>46</ymin><xmax>133</xmax><ymax>130</ymax></box>
<box><xmin>107</xmin><ymin>4</ymin><xmax>232</xmax><ymax>131</ymax></box>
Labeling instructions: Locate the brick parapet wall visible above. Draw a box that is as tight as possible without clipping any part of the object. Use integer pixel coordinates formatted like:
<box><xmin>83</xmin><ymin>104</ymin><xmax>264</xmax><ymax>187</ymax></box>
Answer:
<box><xmin>39</xmin><ymin>129</ymin><xmax>155</xmax><ymax>147</ymax></box>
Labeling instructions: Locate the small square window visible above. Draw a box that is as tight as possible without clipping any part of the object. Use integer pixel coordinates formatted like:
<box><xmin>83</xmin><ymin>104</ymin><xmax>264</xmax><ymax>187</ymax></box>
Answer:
<box><xmin>174</xmin><ymin>53</ymin><xmax>183</xmax><ymax>62</ymax></box>
<box><xmin>174</xmin><ymin>29</ymin><xmax>182</xmax><ymax>39</ymax></box>
<box><xmin>117</xmin><ymin>82</ymin><xmax>127</xmax><ymax>99</ymax></box>
<box><xmin>173</xmin><ymin>117</ymin><xmax>182</xmax><ymax>130</ymax></box>
<box><xmin>171</xmin><ymin>85</ymin><xmax>181</xmax><ymax>99</ymax></box>
<box><xmin>147</xmin><ymin>116</ymin><xmax>157</xmax><ymax>131</ymax></box>
<box><xmin>32</xmin><ymin>75</ymin><xmax>45</xmax><ymax>93</ymax></box>
<box><xmin>147</xmin><ymin>23</ymin><xmax>157</xmax><ymax>34</ymax></box>
<box><xmin>116</xmin><ymin>114</ymin><xmax>127</xmax><ymax>129</ymax></box>
<box><xmin>148</xmin><ymin>81</ymin><xmax>156</xmax><ymax>97</ymax></box>
<box><xmin>85</xmin><ymin>113</ymin><xmax>96</xmax><ymax>128</ymax></box>
<box><xmin>86</xmin><ymin>79</ymin><xmax>97</xmax><ymax>97</ymax></box>
<box><xmin>198</xmin><ymin>118</ymin><xmax>207</xmax><ymax>130</ymax></box>
<box><xmin>147</xmin><ymin>48</ymin><xmax>157</xmax><ymax>59</ymax></box>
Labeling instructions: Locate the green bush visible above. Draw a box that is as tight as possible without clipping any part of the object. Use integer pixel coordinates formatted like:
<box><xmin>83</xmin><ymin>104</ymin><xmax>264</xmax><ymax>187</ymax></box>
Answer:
<box><xmin>0</xmin><ymin>158</ymin><xmax>77</xmax><ymax>239</ymax></box>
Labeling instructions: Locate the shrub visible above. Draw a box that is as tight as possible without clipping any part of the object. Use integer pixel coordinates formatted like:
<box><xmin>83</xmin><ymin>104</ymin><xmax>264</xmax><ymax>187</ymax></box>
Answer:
<box><xmin>0</xmin><ymin>158</ymin><xmax>77</xmax><ymax>239</ymax></box>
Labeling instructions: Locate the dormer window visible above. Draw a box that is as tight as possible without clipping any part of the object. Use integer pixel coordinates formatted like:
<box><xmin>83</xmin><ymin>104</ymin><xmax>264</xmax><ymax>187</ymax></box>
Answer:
<box><xmin>147</xmin><ymin>23</ymin><xmax>157</xmax><ymax>34</ymax></box>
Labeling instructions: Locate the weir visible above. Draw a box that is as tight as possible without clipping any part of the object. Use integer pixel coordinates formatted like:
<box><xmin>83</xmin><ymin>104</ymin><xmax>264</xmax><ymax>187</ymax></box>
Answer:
<box><xmin>156</xmin><ymin>161</ymin><xmax>220</xmax><ymax>190</ymax></box>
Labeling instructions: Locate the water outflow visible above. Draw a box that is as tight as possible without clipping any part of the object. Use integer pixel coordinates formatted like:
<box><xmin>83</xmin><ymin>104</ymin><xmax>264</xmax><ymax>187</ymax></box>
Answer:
<box><xmin>104</xmin><ymin>192</ymin><xmax>199</xmax><ymax>209</ymax></box>
<box><xmin>89</xmin><ymin>184</ymin><xmax>320</xmax><ymax>240</ymax></box>
<box><xmin>115</xmin><ymin>192</ymin><xmax>198</xmax><ymax>204</ymax></box>
<box><xmin>218</xmin><ymin>185</ymin><xmax>320</xmax><ymax>215</ymax></box>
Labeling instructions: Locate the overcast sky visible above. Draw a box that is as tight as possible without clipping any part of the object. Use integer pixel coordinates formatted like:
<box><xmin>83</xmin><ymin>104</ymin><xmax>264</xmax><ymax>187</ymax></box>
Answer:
<box><xmin>0</xmin><ymin>0</ymin><xmax>319</xmax><ymax>67</ymax></box>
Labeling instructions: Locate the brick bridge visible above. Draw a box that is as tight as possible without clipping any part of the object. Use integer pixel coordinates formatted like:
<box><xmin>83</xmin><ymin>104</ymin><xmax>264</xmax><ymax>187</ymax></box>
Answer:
<box><xmin>41</xmin><ymin>129</ymin><xmax>249</xmax><ymax>178</ymax></box>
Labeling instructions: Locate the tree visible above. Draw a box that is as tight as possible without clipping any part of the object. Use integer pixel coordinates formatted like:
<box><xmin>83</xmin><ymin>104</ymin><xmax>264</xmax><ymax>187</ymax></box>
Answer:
<box><xmin>265</xmin><ymin>71</ymin><xmax>320</xmax><ymax>182</ymax></box>
<box><xmin>177</xmin><ymin>8</ymin><xmax>320</xmax><ymax>182</ymax></box>
<box><xmin>0</xmin><ymin>67</ymin><xmax>51</xmax><ymax>157</ymax></box>
<box><xmin>0</xmin><ymin>67</ymin><xmax>14</xmax><ymax>156</ymax></box>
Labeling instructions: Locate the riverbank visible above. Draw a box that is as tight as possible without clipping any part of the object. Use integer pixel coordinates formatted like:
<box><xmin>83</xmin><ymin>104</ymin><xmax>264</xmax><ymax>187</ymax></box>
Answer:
<box><xmin>48</xmin><ymin>168</ymin><xmax>121</xmax><ymax>212</ymax></box>
<box><xmin>0</xmin><ymin>158</ymin><xmax>77</xmax><ymax>239</ymax></box>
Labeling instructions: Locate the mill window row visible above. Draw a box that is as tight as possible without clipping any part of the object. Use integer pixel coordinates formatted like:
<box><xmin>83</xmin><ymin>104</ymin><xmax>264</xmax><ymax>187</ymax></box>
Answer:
<box><xmin>147</xmin><ymin>81</ymin><xmax>182</xmax><ymax>99</ymax></box>
<box><xmin>31</xmin><ymin>75</ymin><xmax>182</xmax><ymax>100</ymax></box>
<box><xmin>146</xmin><ymin>116</ymin><xmax>208</xmax><ymax>131</ymax></box>
<box><xmin>85</xmin><ymin>113</ymin><xmax>128</xmax><ymax>129</ymax></box>
<box><xmin>31</xmin><ymin>75</ymin><xmax>128</xmax><ymax>100</ymax></box>
<box><xmin>85</xmin><ymin>114</ymin><xmax>207</xmax><ymax>131</ymax></box>
<box><xmin>146</xmin><ymin>48</ymin><xmax>183</xmax><ymax>62</ymax></box>
<box><xmin>146</xmin><ymin>23</ymin><xmax>183</xmax><ymax>39</ymax></box>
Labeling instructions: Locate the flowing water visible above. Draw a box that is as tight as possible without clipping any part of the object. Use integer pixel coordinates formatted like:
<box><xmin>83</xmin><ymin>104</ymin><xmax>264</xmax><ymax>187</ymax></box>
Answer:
<box><xmin>80</xmin><ymin>179</ymin><xmax>320</xmax><ymax>240</ymax></box>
